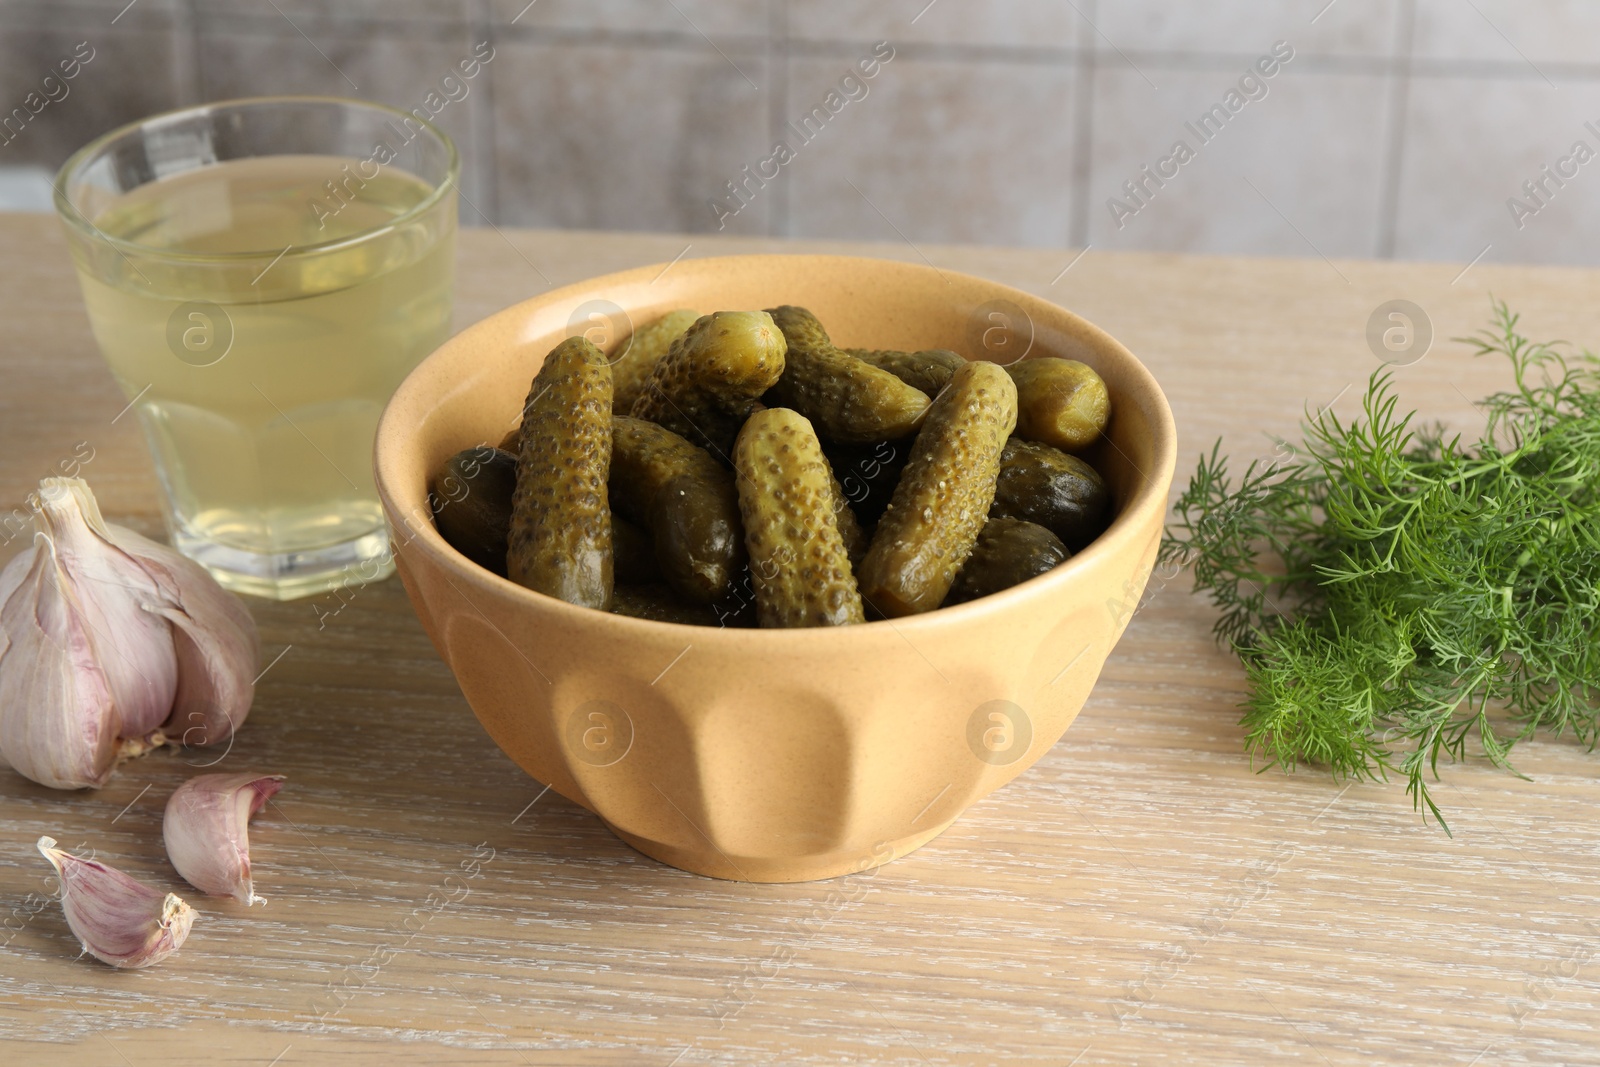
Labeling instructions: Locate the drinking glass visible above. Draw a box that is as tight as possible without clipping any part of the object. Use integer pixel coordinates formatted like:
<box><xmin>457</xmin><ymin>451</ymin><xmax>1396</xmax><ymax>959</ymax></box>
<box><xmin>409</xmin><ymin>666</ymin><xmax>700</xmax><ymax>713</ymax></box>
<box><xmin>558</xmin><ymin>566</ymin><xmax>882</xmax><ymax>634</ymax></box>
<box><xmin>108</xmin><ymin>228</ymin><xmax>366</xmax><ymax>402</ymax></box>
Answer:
<box><xmin>54</xmin><ymin>96</ymin><xmax>458</xmax><ymax>600</ymax></box>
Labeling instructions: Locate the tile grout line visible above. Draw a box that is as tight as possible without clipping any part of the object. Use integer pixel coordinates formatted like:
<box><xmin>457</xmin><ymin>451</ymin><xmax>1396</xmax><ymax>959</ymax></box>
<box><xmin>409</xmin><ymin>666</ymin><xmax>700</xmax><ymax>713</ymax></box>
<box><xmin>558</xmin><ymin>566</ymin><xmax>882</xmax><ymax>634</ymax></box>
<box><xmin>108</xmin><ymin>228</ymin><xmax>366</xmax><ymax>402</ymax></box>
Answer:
<box><xmin>1374</xmin><ymin>0</ymin><xmax>1416</xmax><ymax>259</ymax></box>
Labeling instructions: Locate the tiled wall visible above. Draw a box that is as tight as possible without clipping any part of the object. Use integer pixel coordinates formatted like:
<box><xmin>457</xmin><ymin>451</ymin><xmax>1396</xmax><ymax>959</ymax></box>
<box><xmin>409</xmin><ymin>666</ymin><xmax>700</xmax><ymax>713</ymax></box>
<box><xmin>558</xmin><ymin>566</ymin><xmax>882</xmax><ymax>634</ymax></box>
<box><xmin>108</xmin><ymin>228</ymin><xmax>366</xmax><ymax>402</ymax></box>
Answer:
<box><xmin>2</xmin><ymin>0</ymin><xmax>1597</xmax><ymax>267</ymax></box>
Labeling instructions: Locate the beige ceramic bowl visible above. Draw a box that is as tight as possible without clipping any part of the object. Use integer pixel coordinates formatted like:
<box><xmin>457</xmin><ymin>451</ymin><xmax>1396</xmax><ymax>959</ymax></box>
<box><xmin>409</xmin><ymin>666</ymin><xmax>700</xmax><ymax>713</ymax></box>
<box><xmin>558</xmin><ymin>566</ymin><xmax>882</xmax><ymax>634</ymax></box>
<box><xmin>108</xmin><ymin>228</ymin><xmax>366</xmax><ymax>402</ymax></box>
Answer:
<box><xmin>375</xmin><ymin>254</ymin><xmax>1176</xmax><ymax>882</ymax></box>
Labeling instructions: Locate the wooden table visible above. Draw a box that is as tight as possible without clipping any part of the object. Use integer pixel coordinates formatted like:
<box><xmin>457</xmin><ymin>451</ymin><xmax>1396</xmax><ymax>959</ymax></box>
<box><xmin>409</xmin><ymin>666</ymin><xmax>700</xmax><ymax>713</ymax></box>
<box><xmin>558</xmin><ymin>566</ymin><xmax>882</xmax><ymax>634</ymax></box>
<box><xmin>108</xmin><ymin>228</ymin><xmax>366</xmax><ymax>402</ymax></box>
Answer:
<box><xmin>2</xmin><ymin>213</ymin><xmax>1597</xmax><ymax>1065</ymax></box>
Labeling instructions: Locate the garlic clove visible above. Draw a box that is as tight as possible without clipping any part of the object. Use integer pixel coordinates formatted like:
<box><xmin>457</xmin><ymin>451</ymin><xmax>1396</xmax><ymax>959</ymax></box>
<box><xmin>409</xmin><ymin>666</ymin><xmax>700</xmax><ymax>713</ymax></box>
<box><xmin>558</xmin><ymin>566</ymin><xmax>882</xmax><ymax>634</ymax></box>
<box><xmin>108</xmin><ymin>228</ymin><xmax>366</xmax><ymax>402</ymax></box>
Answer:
<box><xmin>36</xmin><ymin>835</ymin><xmax>196</xmax><ymax>968</ymax></box>
<box><xmin>163</xmin><ymin>773</ymin><xmax>284</xmax><ymax>905</ymax></box>
<box><xmin>0</xmin><ymin>539</ymin><xmax>121</xmax><ymax>789</ymax></box>
<box><xmin>33</xmin><ymin>480</ymin><xmax>179</xmax><ymax>739</ymax></box>
<box><xmin>101</xmin><ymin>509</ymin><xmax>260</xmax><ymax>749</ymax></box>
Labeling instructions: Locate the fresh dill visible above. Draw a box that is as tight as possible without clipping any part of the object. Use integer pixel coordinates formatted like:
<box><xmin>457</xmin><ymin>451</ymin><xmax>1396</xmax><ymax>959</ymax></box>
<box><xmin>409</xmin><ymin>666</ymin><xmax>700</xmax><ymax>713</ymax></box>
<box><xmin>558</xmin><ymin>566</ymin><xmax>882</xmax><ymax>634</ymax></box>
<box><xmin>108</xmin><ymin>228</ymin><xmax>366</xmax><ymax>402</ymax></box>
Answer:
<box><xmin>1161</xmin><ymin>300</ymin><xmax>1600</xmax><ymax>831</ymax></box>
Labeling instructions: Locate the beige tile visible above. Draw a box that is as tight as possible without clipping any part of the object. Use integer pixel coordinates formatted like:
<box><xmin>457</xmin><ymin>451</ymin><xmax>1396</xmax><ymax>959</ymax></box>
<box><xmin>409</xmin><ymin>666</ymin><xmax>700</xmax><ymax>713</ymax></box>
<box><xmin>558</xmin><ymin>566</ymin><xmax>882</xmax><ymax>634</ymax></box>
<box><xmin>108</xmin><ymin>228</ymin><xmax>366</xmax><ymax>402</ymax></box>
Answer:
<box><xmin>1086</xmin><ymin>65</ymin><xmax>1389</xmax><ymax>258</ymax></box>
<box><xmin>1392</xmin><ymin>76</ymin><xmax>1600</xmax><ymax>267</ymax></box>
<box><xmin>196</xmin><ymin>23</ymin><xmax>495</xmax><ymax>209</ymax></box>
<box><xmin>784</xmin><ymin>54</ymin><xmax>1078</xmax><ymax>246</ymax></box>
<box><xmin>0</xmin><ymin>15</ymin><xmax>185</xmax><ymax>170</ymax></box>
<box><xmin>491</xmin><ymin>38</ymin><xmax>772</xmax><ymax>235</ymax></box>
<box><xmin>1413</xmin><ymin>0</ymin><xmax>1600</xmax><ymax>68</ymax></box>
<box><xmin>787</xmin><ymin>0</ymin><xmax>1076</xmax><ymax>49</ymax></box>
<box><xmin>488</xmin><ymin>0</ymin><xmax>770</xmax><ymax>38</ymax></box>
<box><xmin>1096</xmin><ymin>0</ymin><xmax>1397</xmax><ymax>58</ymax></box>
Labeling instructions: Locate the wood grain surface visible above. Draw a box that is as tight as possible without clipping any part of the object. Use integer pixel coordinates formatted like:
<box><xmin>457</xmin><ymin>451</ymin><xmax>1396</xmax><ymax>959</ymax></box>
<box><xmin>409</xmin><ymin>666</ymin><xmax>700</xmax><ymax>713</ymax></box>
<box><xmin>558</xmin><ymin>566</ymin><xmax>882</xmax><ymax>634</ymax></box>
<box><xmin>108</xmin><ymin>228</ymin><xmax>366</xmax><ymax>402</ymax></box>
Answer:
<box><xmin>1</xmin><ymin>214</ymin><xmax>1598</xmax><ymax>1066</ymax></box>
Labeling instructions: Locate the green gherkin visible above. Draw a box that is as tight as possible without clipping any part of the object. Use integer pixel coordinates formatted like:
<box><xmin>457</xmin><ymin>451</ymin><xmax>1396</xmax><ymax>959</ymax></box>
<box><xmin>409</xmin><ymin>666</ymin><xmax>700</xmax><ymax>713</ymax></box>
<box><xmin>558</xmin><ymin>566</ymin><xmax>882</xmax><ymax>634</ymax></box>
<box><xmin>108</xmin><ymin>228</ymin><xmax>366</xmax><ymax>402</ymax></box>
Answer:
<box><xmin>611</xmin><ymin>308</ymin><xmax>700</xmax><ymax>415</ymax></box>
<box><xmin>733</xmin><ymin>407</ymin><xmax>865</xmax><ymax>628</ymax></box>
<box><xmin>858</xmin><ymin>360</ymin><xmax>1018</xmax><ymax>617</ymax></box>
<box><xmin>630</xmin><ymin>310</ymin><xmax>786</xmax><ymax>458</ymax></box>
<box><xmin>944</xmin><ymin>517</ymin><xmax>1069</xmax><ymax>605</ymax></box>
<box><xmin>507</xmin><ymin>336</ymin><xmax>614</xmax><ymax>608</ymax></box>
<box><xmin>1005</xmin><ymin>357</ymin><xmax>1110</xmax><ymax>452</ymax></box>
<box><xmin>846</xmin><ymin>347</ymin><xmax>966</xmax><ymax>398</ymax></box>
<box><xmin>432</xmin><ymin>445</ymin><xmax>518</xmax><ymax>577</ymax></box>
<box><xmin>611</xmin><ymin>416</ymin><xmax>744</xmax><ymax>604</ymax></box>
<box><xmin>765</xmin><ymin>306</ymin><xmax>931</xmax><ymax>444</ymax></box>
<box><xmin>991</xmin><ymin>438</ymin><xmax>1110</xmax><ymax>552</ymax></box>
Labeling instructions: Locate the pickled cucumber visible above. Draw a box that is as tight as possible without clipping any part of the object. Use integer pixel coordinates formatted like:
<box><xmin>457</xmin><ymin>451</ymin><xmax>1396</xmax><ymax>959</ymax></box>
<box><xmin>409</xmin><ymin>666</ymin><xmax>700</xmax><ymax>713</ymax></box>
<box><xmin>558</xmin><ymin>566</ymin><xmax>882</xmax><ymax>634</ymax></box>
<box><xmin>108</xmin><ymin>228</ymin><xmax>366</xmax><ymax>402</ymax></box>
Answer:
<box><xmin>1006</xmin><ymin>358</ymin><xmax>1110</xmax><ymax>451</ymax></box>
<box><xmin>765</xmin><ymin>306</ymin><xmax>931</xmax><ymax>444</ymax></box>
<box><xmin>432</xmin><ymin>445</ymin><xmax>517</xmax><ymax>577</ymax></box>
<box><xmin>733</xmin><ymin>407</ymin><xmax>865</xmax><ymax>627</ymax></box>
<box><xmin>847</xmin><ymin>347</ymin><xmax>965</xmax><ymax>398</ymax></box>
<box><xmin>944</xmin><ymin>517</ymin><xmax>1069</xmax><ymax>605</ymax></box>
<box><xmin>630</xmin><ymin>310</ymin><xmax>787</xmax><ymax>458</ymax></box>
<box><xmin>611</xmin><ymin>308</ymin><xmax>700</xmax><ymax>415</ymax></box>
<box><xmin>991</xmin><ymin>438</ymin><xmax>1110</xmax><ymax>552</ymax></box>
<box><xmin>611</xmin><ymin>416</ymin><xmax>744</xmax><ymax>603</ymax></box>
<box><xmin>611</xmin><ymin>584</ymin><xmax>721</xmax><ymax>625</ymax></box>
<box><xmin>857</xmin><ymin>360</ymin><xmax>1017</xmax><ymax>617</ymax></box>
<box><xmin>507</xmin><ymin>337</ymin><xmax>613</xmax><ymax>608</ymax></box>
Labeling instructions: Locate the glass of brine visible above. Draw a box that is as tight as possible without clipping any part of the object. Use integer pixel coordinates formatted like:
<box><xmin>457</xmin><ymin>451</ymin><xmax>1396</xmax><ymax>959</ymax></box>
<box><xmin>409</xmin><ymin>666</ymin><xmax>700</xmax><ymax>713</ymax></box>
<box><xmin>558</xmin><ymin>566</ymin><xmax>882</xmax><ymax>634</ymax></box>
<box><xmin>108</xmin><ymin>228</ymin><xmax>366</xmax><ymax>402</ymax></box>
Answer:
<box><xmin>54</xmin><ymin>96</ymin><xmax>457</xmax><ymax>600</ymax></box>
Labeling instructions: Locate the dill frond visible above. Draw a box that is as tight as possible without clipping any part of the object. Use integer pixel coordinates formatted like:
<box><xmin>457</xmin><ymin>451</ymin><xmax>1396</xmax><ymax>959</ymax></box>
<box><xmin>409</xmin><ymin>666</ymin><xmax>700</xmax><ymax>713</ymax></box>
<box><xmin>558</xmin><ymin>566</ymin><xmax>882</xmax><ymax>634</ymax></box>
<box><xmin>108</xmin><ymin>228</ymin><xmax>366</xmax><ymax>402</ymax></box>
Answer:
<box><xmin>1161</xmin><ymin>300</ymin><xmax>1600</xmax><ymax>831</ymax></box>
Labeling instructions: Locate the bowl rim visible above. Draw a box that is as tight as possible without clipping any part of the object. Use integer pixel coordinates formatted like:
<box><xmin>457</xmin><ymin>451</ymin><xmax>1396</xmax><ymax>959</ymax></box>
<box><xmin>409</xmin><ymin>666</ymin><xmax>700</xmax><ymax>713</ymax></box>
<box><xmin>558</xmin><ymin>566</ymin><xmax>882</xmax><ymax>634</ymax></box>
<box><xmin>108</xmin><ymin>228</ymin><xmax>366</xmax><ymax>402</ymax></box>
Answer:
<box><xmin>374</xmin><ymin>252</ymin><xmax>1178</xmax><ymax>642</ymax></box>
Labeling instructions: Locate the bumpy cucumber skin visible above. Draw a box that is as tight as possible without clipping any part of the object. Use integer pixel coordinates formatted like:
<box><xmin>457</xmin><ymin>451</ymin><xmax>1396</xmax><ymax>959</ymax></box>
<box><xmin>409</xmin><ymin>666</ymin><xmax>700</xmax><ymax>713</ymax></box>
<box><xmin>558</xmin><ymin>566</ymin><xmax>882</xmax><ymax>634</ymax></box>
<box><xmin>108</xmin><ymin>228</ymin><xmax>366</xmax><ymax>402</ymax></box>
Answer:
<box><xmin>847</xmin><ymin>347</ymin><xmax>966</xmax><ymax>398</ymax></box>
<box><xmin>944</xmin><ymin>517</ymin><xmax>1069</xmax><ymax>605</ymax></box>
<box><xmin>1005</xmin><ymin>357</ymin><xmax>1111</xmax><ymax>452</ymax></box>
<box><xmin>764</xmin><ymin>306</ymin><xmax>931</xmax><ymax>444</ymax></box>
<box><xmin>433</xmin><ymin>446</ymin><xmax>518</xmax><ymax>577</ymax></box>
<box><xmin>630</xmin><ymin>310</ymin><xmax>786</xmax><ymax>458</ymax></box>
<box><xmin>611</xmin><ymin>416</ymin><xmax>744</xmax><ymax>603</ymax></box>
<box><xmin>858</xmin><ymin>360</ymin><xmax>1018</xmax><ymax>617</ymax></box>
<box><xmin>507</xmin><ymin>337</ymin><xmax>614</xmax><ymax>608</ymax></box>
<box><xmin>991</xmin><ymin>438</ymin><xmax>1110</xmax><ymax>552</ymax></box>
<box><xmin>733</xmin><ymin>407</ymin><xmax>865</xmax><ymax>628</ymax></box>
<box><xmin>612</xmin><ymin>309</ymin><xmax>700</xmax><ymax>415</ymax></box>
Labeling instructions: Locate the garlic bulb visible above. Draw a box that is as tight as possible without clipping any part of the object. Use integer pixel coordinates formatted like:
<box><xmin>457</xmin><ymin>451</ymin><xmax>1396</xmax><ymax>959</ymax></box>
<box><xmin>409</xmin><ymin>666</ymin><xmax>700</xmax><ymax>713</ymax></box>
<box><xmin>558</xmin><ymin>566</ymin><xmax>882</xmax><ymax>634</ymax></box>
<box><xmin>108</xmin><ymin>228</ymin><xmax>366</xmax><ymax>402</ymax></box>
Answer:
<box><xmin>37</xmin><ymin>835</ymin><xmax>197</xmax><ymax>969</ymax></box>
<box><xmin>0</xmin><ymin>479</ymin><xmax>259</xmax><ymax>789</ymax></box>
<box><xmin>164</xmin><ymin>772</ymin><xmax>284</xmax><ymax>905</ymax></box>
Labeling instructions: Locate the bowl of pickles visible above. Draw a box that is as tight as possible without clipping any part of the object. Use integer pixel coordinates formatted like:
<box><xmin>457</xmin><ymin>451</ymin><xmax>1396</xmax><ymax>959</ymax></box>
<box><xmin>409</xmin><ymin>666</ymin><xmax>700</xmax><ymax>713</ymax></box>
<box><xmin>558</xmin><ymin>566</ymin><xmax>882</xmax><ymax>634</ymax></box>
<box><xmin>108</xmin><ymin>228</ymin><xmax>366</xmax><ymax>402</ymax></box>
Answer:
<box><xmin>374</xmin><ymin>254</ymin><xmax>1176</xmax><ymax>882</ymax></box>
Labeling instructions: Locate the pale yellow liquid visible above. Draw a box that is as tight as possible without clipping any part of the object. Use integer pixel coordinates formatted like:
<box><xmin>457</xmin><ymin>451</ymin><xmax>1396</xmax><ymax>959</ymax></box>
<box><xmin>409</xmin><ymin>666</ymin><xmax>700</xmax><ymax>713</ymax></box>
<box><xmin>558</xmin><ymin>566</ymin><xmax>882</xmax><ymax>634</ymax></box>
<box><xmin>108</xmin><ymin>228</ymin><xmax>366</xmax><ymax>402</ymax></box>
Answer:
<box><xmin>80</xmin><ymin>155</ymin><xmax>453</xmax><ymax>598</ymax></box>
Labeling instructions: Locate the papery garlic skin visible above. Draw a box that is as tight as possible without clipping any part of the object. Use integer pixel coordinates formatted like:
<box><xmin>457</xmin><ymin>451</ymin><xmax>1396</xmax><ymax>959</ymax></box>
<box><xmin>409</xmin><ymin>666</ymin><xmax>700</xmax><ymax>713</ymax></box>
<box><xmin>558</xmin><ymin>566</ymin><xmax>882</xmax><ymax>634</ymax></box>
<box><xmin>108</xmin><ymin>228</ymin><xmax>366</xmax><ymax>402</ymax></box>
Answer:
<box><xmin>35</xmin><ymin>481</ymin><xmax>179</xmax><ymax>737</ymax></box>
<box><xmin>0</xmin><ymin>478</ymin><xmax>259</xmax><ymax>790</ymax></box>
<box><xmin>37</xmin><ymin>835</ymin><xmax>196</xmax><ymax>969</ymax></box>
<box><xmin>0</xmin><ymin>533</ymin><xmax>123</xmax><ymax>788</ymax></box>
<box><xmin>126</xmin><ymin>537</ymin><xmax>260</xmax><ymax>749</ymax></box>
<box><xmin>163</xmin><ymin>773</ymin><xmax>284</xmax><ymax>905</ymax></box>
